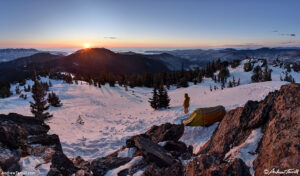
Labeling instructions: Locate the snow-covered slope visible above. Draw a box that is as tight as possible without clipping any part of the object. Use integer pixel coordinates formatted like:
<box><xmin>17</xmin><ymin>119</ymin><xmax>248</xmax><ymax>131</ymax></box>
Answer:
<box><xmin>1</xmin><ymin>60</ymin><xmax>300</xmax><ymax>163</ymax></box>
<box><xmin>0</xmin><ymin>82</ymin><xmax>293</xmax><ymax>161</ymax></box>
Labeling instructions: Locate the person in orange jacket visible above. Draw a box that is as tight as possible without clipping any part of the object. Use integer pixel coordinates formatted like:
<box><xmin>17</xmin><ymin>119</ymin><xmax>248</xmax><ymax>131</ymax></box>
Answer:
<box><xmin>183</xmin><ymin>93</ymin><xmax>190</xmax><ymax>114</ymax></box>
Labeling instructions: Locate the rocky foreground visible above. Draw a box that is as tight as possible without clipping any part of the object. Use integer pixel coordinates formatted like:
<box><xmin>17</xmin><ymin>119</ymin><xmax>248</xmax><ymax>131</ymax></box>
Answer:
<box><xmin>0</xmin><ymin>84</ymin><xmax>300</xmax><ymax>176</ymax></box>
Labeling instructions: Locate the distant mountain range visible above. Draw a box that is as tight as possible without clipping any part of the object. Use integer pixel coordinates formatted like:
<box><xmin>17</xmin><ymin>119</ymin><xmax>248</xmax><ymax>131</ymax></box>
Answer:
<box><xmin>0</xmin><ymin>48</ymin><xmax>170</xmax><ymax>82</ymax></box>
<box><xmin>0</xmin><ymin>48</ymin><xmax>67</xmax><ymax>63</ymax></box>
<box><xmin>146</xmin><ymin>47</ymin><xmax>300</xmax><ymax>65</ymax></box>
<box><xmin>1</xmin><ymin>47</ymin><xmax>300</xmax><ymax>82</ymax></box>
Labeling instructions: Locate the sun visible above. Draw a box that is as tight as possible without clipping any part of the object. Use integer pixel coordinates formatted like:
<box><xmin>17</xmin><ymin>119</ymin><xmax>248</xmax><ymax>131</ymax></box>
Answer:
<box><xmin>83</xmin><ymin>43</ymin><xmax>90</xmax><ymax>49</ymax></box>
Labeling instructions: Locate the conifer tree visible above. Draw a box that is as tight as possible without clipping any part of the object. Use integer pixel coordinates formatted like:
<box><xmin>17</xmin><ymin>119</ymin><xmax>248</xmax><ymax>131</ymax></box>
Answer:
<box><xmin>232</xmin><ymin>76</ymin><xmax>236</xmax><ymax>86</ymax></box>
<box><xmin>228</xmin><ymin>80</ymin><xmax>233</xmax><ymax>88</ymax></box>
<box><xmin>243</xmin><ymin>62</ymin><xmax>253</xmax><ymax>72</ymax></box>
<box><xmin>48</xmin><ymin>91</ymin><xmax>62</xmax><ymax>107</ymax></box>
<box><xmin>158</xmin><ymin>82</ymin><xmax>170</xmax><ymax>108</ymax></box>
<box><xmin>149</xmin><ymin>87</ymin><xmax>159</xmax><ymax>109</ymax></box>
<box><xmin>30</xmin><ymin>79</ymin><xmax>52</xmax><ymax>120</ymax></box>
<box><xmin>263</xmin><ymin>64</ymin><xmax>272</xmax><ymax>81</ymax></box>
<box><xmin>15</xmin><ymin>86</ymin><xmax>21</xmax><ymax>94</ymax></box>
<box><xmin>177</xmin><ymin>77</ymin><xmax>188</xmax><ymax>88</ymax></box>
<box><xmin>237</xmin><ymin>78</ymin><xmax>240</xmax><ymax>86</ymax></box>
<box><xmin>251</xmin><ymin>65</ymin><xmax>263</xmax><ymax>82</ymax></box>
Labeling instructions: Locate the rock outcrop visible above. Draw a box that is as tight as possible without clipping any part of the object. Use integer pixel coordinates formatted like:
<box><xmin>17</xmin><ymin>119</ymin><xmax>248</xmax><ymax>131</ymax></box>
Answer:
<box><xmin>0</xmin><ymin>113</ymin><xmax>61</xmax><ymax>174</ymax></box>
<box><xmin>185</xmin><ymin>83</ymin><xmax>300</xmax><ymax>176</ymax></box>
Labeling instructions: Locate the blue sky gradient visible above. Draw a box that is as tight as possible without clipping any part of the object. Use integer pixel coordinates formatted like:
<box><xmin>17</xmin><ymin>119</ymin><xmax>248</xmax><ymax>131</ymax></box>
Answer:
<box><xmin>0</xmin><ymin>0</ymin><xmax>299</xmax><ymax>49</ymax></box>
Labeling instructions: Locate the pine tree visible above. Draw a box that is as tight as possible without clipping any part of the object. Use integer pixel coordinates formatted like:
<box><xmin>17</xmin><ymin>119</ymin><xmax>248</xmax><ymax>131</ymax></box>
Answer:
<box><xmin>24</xmin><ymin>85</ymin><xmax>31</xmax><ymax>92</ymax></box>
<box><xmin>251</xmin><ymin>65</ymin><xmax>263</xmax><ymax>82</ymax></box>
<box><xmin>193</xmin><ymin>78</ymin><xmax>198</xmax><ymax>85</ymax></box>
<box><xmin>263</xmin><ymin>64</ymin><xmax>272</xmax><ymax>81</ymax></box>
<box><xmin>19</xmin><ymin>93</ymin><xmax>27</xmax><ymax>100</ymax></box>
<box><xmin>177</xmin><ymin>77</ymin><xmax>188</xmax><ymax>88</ymax></box>
<box><xmin>232</xmin><ymin>76</ymin><xmax>236</xmax><ymax>86</ymax></box>
<box><xmin>48</xmin><ymin>91</ymin><xmax>62</xmax><ymax>107</ymax></box>
<box><xmin>243</xmin><ymin>62</ymin><xmax>253</xmax><ymax>72</ymax></box>
<box><xmin>149</xmin><ymin>87</ymin><xmax>159</xmax><ymax>109</ymax></box>
<box><xmin>15</xmin><ymin>86</ymin><xmax>21</xmax><ymax>94</ymax></box>
<box><xmin>228</xmin><ymin>80</ymin><xmax>233</xmax><ymax>88</ymax></box>
<box><xmin>237</xmin><ymin>78</ymin><xmax>240</xmax><ymax>86</ymax></box>
<box><xmin>30</xmin><ymin>80</ymin><xmax>52</xmax><ymax>120</ymax></box>
<box><xmin>158</xmin><ymin>82</ymin><xmax>170</xmax><ymax>108</ymax></box>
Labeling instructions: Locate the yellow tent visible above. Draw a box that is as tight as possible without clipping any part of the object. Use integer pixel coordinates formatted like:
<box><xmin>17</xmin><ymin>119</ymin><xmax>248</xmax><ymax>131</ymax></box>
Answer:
<box><xmin>183</xmin><ymin>105</ymin><xmax>226</xmax><ymax>126</ymax></box>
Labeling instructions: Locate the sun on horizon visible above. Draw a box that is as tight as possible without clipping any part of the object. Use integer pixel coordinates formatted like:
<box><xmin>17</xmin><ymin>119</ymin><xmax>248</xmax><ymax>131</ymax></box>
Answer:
<box><xmin>83</xmin><ymin>43</ymin><xmax>91</xmax><ymax>49</ymax></box>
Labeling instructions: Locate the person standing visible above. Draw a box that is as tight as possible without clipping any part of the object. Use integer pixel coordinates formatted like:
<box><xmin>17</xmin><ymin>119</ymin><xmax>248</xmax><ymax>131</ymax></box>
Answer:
<box><xmin>183</xmin><ymin>93</ymin><xmax>190</xmax><ymax>114</ymax></box>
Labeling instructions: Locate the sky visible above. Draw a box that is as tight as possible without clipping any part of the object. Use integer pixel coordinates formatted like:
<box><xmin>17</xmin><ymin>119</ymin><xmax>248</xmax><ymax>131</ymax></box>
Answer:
<box><xmin>0</xmin><ymin>0</ymin><xmax>299</xmax><ymax>49</ymax></box>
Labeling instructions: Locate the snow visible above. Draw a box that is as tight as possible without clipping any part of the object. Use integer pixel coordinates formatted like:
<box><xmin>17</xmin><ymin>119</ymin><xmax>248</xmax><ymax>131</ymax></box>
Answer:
<box><xmin>118</xmin><ymin>147</ymin><xmax>137</xmax><ymax>158</ymax></box>
<box><xmin>133</xmin><ymin>170</ymin><xmax>146</xmax><ymax>176</ymax></box>
<box><xmin>0</xmin><ymin>78</ymin><xmax>290</xmax><ymax>161</ymax></box>
<box><xmin>1</xmin><ymin>61</ymin><xmax>300</xmax><ymax>165</ymax></box>
<box><xmin>180</xmin><ymin>123</ymin><xmax>219</xmax><ymax>154</ymax></box>
<box><xmin>224</xmin><ymin>128</ymin><xmax>264</xmax><ymax>176</ymax></box>
<box><xmin>105</xmin><ymin>156</ymin><xmax>143</xmax><ymax>176</ymax></box>
<box><xmin>17</xmin><ymin>156</ymin><xmax>51</xmax><ymax>176</ymax></box>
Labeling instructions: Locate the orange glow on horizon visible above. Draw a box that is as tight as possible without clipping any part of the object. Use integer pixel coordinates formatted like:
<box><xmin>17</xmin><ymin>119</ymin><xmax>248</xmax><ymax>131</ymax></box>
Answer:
<box><xmin>0</xmin><ymin>40</ymin><xmax>280</xmax><ymax>49</ymax></box>
<box><xmin>83</xmin><ymin>43</ymin><xmax>91</xmax><ymax>48</ymax></box>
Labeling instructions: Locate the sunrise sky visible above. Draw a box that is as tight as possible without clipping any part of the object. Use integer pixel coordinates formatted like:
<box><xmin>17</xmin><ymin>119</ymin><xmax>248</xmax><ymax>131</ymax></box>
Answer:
<box><xmin>0</xmin><ymin>0</ymin><xmax>299</xmax><ymax>49</ymax></box>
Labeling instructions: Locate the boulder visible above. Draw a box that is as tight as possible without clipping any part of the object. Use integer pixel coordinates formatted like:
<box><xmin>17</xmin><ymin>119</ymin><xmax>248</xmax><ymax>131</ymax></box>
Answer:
<box><xmin>185</xmin><ymin>154</ymin><xmax>250</xmax><ymax>176</ymax></box>
<box><xmin>117</xmin><ymin>159</ymin><xmax>148</xmax><ymax>176</ymax></box>
<box><xmin>0</xmin><ymin>113</ymin><xmax>50</xmax><ymax>151</ymax></box>
<box><xmin>142</xmin><ymin>162</ymin><xmax>183</xmax><ymax>176</ymax></box>
<box><xmin>48</xmin><ymin>151</ymin><xmax>77</xmax><ymax>176</ymax></box>
<box><xmin>145</xmin><ymin>123</ymin><xmax>184</xmax><ymax>143</ymax></box>
<box><xmin>47</xmin><ymin>168</ymin><xmax>63</xmax><ymax>176</ymax></box>
<box><xmin>91</xmin><ymin>157</ymin><xmax>131</xmax><ymax>176</ymax></box>
<box><xmin>132</xmin><ymin>135</ymin><xmax>176</xmax><ymax>167</ymax></box>
<box><xmin>0</xmin><ymin>122</ymin><xmax>29</xmax><ymax>149</ymax></box>
<box><xmin>28</xmin><ymin>134</ymin><xmax>62</xmax><ymax>152</ymax></box>
<box><xmin>0</xmin><ymin>113</ymin><xmax>49</xmax><ymax>135</ymax></box>
<box><xmin>0</xmin><ymin>146</ymin><xmax>20</xmax><ymax>172</ymax></box>
<box><xmin>162</xmin><ymin>141</ymin><xmax>187</xmax><ymax>153</ymax></box>
<box><xmin>71</xmin><ymin>156</ymin><xmax>91</xmax><ymax>176</ymax></box>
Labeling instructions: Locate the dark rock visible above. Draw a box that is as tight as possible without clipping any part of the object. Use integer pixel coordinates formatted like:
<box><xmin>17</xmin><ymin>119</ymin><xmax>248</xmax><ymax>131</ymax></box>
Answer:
<box><xmin>224</xmin><ymin>158</ymin><xmax>251</xmax><ymax>176</ymax></box>
<box><xmin>49</xmin><ymin>151</ymin><xmax>77</xmax><ymax>176</ymax></box>
<box><xmin>145</xmin><ymin>123</ymin><xmax>184</xmax><ymax>143</ymax></box>
<box><xmin>42</xmin><ymin>147</ymin><xmax>56</xmax><ymax>163</ymax></box>
<box><xmin>163</xmin><ymin>141</ymin><xmax>187</xmax><ymax>153</ymax></box>
<box><xmin>0</xmin><ymin>146</ymin><xmax>20</xmax><ymax>172</ymax></box>
<box><xmin>91</xmin><ymin>157</ymin><xmax>131</xmax><ymax>176</ymax></box>
<box><xmin>71</xmin><ymin>156</ymin><xmax>91</xmax><ymax>176</ymax></box>
<box><xmin>185</xmin><ymin>154</ymin><xmax>250</xmax><ymax>176</ymax></box>
<box><xmin>0</xmin><ymin>113</ymin><xmax>50</xmax><ymax>151</ymax></box>
<box><xmin>118</xmin><ymin>159</ymin><xmax>147</xmax><ymax>176</ymax></box>
<box><xmin>28</xmin><ymin>134</ymin><xmax>62</xmax><ymax>152</ymax></box>
<box><xmin>132</xmin><ymin>135</ymin><xmax>176</xmax><ymax>167</ymax></box>
<box><xmin>0</xmin><ymin>113</ymin><xmax>49</xmax><ymax>135</ymax></box>
<box><xmin>142</xmin><ymin>162</ymin><xmax>183</xmax><ymax>176</ymax></box>
<box><xmin>47</xmin><ymin>168</ymin><xmax>63</xmax><ymax>176</ymax></box>
<box><xmin>27</xmin><ymin>145</ymin><xmax>47</xmax><ymax>156</ymax></box>
<box><xmin>0</xmin><ymin>122</ymin><xmax>29</xmax><ymax>149</ymax></box>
